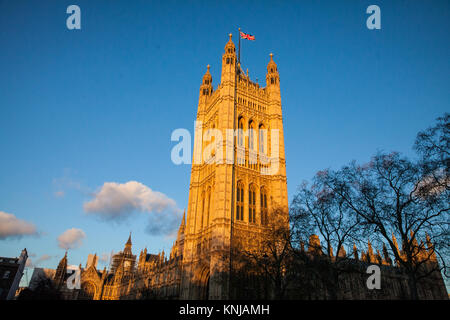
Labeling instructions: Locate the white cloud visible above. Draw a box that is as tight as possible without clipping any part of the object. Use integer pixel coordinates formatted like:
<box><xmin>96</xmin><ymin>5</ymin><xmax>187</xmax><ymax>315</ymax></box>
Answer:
<box><xmin>0</xmin><ymin>211</ymin><xmax>37</xmax><ymax>240</ymax></box>
<box><xmin>83</xmin><ymin>181</ymin><xmax>182</xmax><ymax>235</ymax></box>
<box><xmin>54</xmin><ymin>191</ymin><xmax>65</xmax><ymax>198</ymax></box>
<box><xmin>57</xmin><ymin>228</ymin><xmax>86</xmax><ymax>250</ymax></box>
<box><xmin>52</xmin><ymin>169</ymin><xmax>89</xmax><ymax>197</ymax></box>
<box><xmin>84</xmin><ymin>181</ymin><xmax>177</xmax><ymax>216</ymax></box>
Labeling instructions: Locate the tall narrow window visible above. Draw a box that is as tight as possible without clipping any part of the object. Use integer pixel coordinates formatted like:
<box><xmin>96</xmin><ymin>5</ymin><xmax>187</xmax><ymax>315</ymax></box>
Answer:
<box><xmin>249</xmin><ymin>185</ymin><xmax>256</xmax><ymax>223</ymax></box>
<box><xmin>249</xmin><ymin>121</ymin><xmax>255</xmax><ymax>151</ymax></box>
<box><xmin>259</xmin><ymin>125</ymin><xmax>265</xmax><ymax>154</ymax></box>
<box><xmin>201</xmin><ymin>191</ymin><xmax>205</xmax><ymax>229</ymax></box>
<box><xmin>236</xmin><ymin>182</ymin><xmax>244</xmax><ymax>221</ymax></box>
<box><xmin>206</xmin><ymin>187</ymin><xmax>211</xmax><ymax>226</ymax></box>
<box><xmin>238</xmin><ymin>118</ymin><xmax>244</xmax><ymax>147</ymax></box>
<box><xmin>260</xmin><ymin>187</ymin><xmax>268</xmax><ymax>225</ymax></box>
<box><xmin>240</xmin><ymin>187</ymin><xmax>244</xmax><ymax>220</ymax></box>
<box><xmin>249</xmin><ymin>190</ymin><xmax>252</xmax><ymax>222</ymax></box>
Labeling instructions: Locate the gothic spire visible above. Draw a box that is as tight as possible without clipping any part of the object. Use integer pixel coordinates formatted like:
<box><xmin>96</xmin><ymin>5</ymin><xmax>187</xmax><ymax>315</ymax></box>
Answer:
<box><xmin>225</xmin><ymin>33</ymin><xmax>235</xmax><ymax>52</ymax></box>
<box><xmin>124</xmin><ymin>232</ymin><xmax>133</xmax><ymax>255</ymax></box>
<box><xmin>221</xmin><ymin>33</ymin><xmax>237</xmax><ymax>84</ymax></box>
<box><xmin>200</xmin><ymin>65</ymin><xmax>213</xmax><ymax>97</ymax></box>
<box><xmin>54</xmin><ymin>251</ymin><xmax>68</xmax><ymax>288</ymax></box>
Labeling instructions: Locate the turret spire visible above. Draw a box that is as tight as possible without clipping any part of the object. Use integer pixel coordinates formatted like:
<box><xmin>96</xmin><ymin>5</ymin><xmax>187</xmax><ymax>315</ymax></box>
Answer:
<box><xmin>200</xmin><ymin>65</ymin><xmax>213</xmax><ymax>98</ymax></box>
<box><xmin>221</xmin><ymin>33</ymin><xmax>236</xmax><ymax>84</ymax></box>
<box><xmin>266</xmin><ymin>53</ymin><xmax>279</xmax><ymax>88</ymax></box>
<box><xmin>54</xmin><ymin>251</ymin><xmax>68</xmax><ymax>288</ymax></box>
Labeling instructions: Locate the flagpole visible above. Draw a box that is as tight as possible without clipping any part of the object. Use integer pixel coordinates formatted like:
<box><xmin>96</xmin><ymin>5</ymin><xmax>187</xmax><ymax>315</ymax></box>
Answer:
<box><xmin>228</xmin><ymin>27</ymin><xmax>241</xmax><ymax>300</ymax></box>
<box><xmin>238</xmin><ymin>27</ymin><xmax>241</xmax><ymax>65</ymax></box>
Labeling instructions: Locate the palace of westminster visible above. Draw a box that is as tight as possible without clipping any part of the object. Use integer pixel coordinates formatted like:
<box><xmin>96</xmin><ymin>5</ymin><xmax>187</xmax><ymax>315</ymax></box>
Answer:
<box><xmin>35</xmin><ymin>35</ymin><xmax>447</xmax><ymax>300</ymax></box>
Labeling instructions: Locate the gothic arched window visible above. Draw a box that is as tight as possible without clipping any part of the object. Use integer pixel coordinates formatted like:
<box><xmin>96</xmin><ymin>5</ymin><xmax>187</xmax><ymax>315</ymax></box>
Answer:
<box><xmin>249</xmin><ymin>121</ymin><xmax>255</xmax><ymax>151</ymax></box>
<box><xmin>249</xmin><ymin>184</ymin><xmax>256</xmax><ymax>223</ymax></box>
<box><xmin>80</xmin><ymin>282</ymin><xmax>96</xmax><ymax>300</ymax></box>
<box><xmin>238</xmin><ymin>117</ymin><xmax>244</xmax><ymax>147</ymax></box>
<box><xmin>260</xmin><ymin>187</ymin><xmax>268</xmax><ymax>225</ymax></box>
<box><xmin>201</xmin><ymin>191</ymin><xmax>205</xmax><ymax>229</ymax></box>
<box><xmin>236</xmin><ymin>181</ymin><xmax>244</xmax><ymax>221</ymax></box>
<box><xmin>259</xmin><ymin>124</ymin><xmax>265</xmax><ymax>154</ymax></box>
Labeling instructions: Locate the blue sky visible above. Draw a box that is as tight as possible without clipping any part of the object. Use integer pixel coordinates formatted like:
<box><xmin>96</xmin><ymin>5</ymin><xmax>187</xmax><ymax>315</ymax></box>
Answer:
<box><xmin>0</xmin><ymin>0</ymin><xmax>449</xmax><ymax>285</ymax></box>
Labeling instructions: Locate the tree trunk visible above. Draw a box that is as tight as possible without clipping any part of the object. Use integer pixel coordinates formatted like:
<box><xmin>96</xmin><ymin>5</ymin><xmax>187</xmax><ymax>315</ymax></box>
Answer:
<box><xmin>407</xmin><ymin>274</ymin><xmax>419</xmax><ymax>300</ymax></box>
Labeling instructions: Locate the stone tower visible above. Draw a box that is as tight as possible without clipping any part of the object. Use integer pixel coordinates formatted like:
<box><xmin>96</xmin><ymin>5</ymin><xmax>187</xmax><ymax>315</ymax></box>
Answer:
<box><xmin>180</xmin><ymin>34</ymin><xmax>288</xmax><ymax>299</ymax></box>
<box><xmin>110</xmin><ymin>233</ymin><xmax>136</xmax><ymax>275</ymax></box>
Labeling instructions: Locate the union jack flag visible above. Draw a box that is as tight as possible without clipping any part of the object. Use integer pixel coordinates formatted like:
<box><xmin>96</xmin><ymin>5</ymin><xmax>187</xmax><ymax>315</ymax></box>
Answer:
<box><xmin>240</xmin><ymin>31</ymin><xmax>255</xmax><ymax>41</ymax></box>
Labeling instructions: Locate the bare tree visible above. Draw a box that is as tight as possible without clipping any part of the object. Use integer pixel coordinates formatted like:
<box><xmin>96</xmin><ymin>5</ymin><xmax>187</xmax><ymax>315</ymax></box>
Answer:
<box><xmin>290</xmin><ymin>180</ymin><xmax>365</xmax><ymax>299</ymax></box>
<box><xmin>315</xmin><ymin>150</ymin><xmax>449</xmax><ymax>299</ymax></box>
<box><xmin>414</xmin><ymin>113</ymin><xmax>450</xmax><ymax>289</ymax></box>
<box><xmin>414</xmin><ymin>113</ymin><xmax>449</xmax><ymax>175</ymax></box>
<box><xmin>228</xmin><ymin>208</ymin><xmax>295</xmax><ymax>299</ymax></box>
